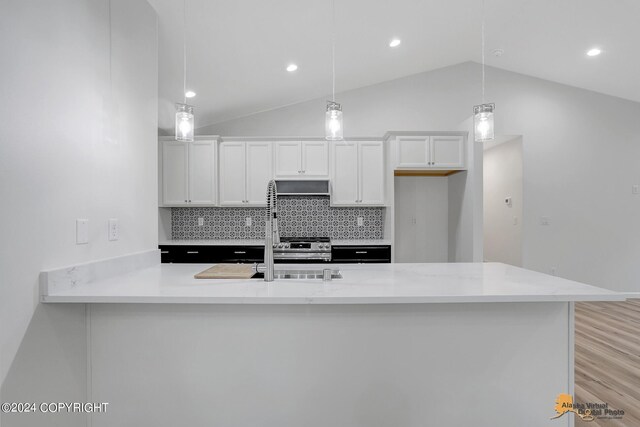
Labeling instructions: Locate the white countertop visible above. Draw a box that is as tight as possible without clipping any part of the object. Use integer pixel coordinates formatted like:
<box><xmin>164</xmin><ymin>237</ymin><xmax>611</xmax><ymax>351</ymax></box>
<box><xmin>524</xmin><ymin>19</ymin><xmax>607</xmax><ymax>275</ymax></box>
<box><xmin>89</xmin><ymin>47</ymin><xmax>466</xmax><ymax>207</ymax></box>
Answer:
<box><xmin>159</xmin><ymin>239</ymin><xmax>392</xmax><ymax>246</ymax></box>
<box><xmin>41</xmin><ymin>262</ymin><xmax>624</xmax><ymax>304</ymax></box>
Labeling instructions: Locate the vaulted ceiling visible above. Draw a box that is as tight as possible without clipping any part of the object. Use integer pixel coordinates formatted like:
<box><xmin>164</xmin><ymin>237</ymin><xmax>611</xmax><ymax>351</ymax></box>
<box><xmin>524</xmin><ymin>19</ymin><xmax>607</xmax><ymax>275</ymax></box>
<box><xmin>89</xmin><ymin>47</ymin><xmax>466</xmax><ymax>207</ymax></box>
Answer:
<box><xmin>148</xmin><ymin>0</ymin><xmax>640</xmax><ymax>131</ymax></box>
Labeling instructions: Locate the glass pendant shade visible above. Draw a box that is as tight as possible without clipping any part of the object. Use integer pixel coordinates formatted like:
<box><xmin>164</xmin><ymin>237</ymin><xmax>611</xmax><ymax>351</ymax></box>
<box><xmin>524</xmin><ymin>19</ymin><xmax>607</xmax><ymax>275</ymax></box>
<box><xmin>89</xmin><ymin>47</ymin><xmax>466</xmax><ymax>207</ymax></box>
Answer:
<box><xmin>473</xmin><ymin>103</ymin><xmax>495</xmax><ymax>142</ymax></box>
<box><xmin>175</xmin><ymin>103</ymin><xmax>194</xmax><ymax>142</ymax></box>
<box><xmin>325</xmin><ymin>101</ymin><xmax>343</xmax><ymax>141</ymax></box>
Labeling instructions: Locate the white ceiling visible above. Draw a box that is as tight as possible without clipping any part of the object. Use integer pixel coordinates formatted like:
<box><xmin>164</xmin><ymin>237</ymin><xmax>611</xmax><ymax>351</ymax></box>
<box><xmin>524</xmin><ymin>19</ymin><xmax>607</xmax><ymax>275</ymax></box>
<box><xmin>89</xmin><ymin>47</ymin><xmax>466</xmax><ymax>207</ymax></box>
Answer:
<box><xmin>148</xmin><ymin>0</ymin><xmax>640</xmax><ymax>131</ymax></box>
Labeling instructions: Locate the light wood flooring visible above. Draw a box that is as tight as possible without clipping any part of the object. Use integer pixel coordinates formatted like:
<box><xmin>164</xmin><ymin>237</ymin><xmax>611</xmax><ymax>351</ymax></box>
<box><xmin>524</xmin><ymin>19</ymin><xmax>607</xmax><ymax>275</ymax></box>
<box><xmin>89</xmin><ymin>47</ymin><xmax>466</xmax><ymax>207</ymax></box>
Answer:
<box><xmin>575</xmin><ymin>300</ymin><xmax>640</xmax><ymax>426</ymax></box>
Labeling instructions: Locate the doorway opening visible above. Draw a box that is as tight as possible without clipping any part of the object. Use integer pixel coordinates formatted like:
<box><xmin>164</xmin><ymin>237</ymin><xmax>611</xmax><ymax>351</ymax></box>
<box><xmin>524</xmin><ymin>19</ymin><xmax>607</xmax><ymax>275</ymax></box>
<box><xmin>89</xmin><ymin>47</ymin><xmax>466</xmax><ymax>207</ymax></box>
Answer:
<box><xmin>483</xmin><ymin>135</ymin><xmax>523</xmax><ymax>266</ymax></box>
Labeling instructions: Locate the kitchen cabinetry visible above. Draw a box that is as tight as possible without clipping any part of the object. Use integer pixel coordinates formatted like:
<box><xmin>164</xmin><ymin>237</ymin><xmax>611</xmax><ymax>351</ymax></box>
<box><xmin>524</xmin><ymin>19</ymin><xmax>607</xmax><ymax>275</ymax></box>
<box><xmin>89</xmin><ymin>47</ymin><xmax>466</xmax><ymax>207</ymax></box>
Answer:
<box><xmin>274</xmin><ymin>141</ymin><xmax>329</xmax><ymax>178</ymax></box>
<box><xmin>161</xmin><ymin>139</ymin><xmax>217</xmax><ymax>206</ymax></box>
<box><xmin>331</xmin><ymin>245</ymin><xmax>391</xmax><ymax>263</ymax></box>
<box><xmin>331</xmin><ymin>141</ymin><xmax>385</xmax><ymax>206</ymax></box>
<box><xmin>159</xmin><ymin>245</ymin><xmax>264</xmax><ymax>263</ymax></box>
<box><xmin>395</xmin><ymin>135</ymin><xmax>464</xmax><ymax>169</ymax></box>
<box><xmin>219</xmin><ymin>141</ymin><xmax>273</xmax><ymax>206</ymax></box>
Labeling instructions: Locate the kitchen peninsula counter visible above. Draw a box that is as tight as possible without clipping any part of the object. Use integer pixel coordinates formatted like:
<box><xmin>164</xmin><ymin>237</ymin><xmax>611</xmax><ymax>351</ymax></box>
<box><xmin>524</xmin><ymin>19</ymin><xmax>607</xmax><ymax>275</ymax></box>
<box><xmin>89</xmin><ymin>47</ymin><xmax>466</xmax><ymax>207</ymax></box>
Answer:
<box><xmin>41</xmin><ymin>261</ymin><xmax>622</xmax><ymax>304</ymax></box>
<box><xmin>39</xmin><ymin>253</ymin><xmax>625</xmax><ymax>426</ymax></box>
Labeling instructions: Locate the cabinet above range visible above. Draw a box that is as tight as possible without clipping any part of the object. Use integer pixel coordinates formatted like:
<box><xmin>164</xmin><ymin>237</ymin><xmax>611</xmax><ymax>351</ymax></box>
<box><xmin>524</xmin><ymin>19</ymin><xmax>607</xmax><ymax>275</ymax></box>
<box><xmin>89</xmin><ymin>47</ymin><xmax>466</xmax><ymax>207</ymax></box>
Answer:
<box><xmin>274</xmin><ymin>141</ymin><xmax>329</xmax><ymax>178</ymax></box>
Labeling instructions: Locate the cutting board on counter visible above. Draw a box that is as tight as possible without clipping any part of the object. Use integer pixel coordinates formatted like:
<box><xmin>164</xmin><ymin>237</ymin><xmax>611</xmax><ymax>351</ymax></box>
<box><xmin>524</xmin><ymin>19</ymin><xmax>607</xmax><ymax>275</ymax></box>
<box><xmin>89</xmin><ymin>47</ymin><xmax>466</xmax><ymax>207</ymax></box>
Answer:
<box><xmin>194</xmin><ymin>264</ymin><xmax>256</xmax><ymax>279</ymax></box>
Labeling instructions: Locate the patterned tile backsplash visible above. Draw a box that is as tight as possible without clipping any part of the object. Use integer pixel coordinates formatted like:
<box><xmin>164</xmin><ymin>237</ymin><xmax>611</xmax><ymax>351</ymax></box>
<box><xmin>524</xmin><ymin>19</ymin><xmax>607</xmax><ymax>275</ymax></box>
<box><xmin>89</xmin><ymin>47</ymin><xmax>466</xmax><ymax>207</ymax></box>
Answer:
<box><xmin>171</xmin><ymin>197</ymin><xmax>385</xmax><ymax>239</ymax></box>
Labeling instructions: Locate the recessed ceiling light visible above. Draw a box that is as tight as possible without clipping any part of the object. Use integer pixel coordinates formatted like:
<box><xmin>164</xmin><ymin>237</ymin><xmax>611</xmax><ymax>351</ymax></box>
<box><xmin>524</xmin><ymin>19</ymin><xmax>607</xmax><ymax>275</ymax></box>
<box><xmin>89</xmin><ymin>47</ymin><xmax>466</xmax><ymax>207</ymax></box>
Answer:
<box><xmin>286</xmin><ymin>64</ymin><xmax>298</xmax><ymax>72</ymax></box>
<box><xmin>185</xmin><ymin>91</ymin><xmax>196</xmax><ymax>98</ymax></box>
<box><xmin>586</xmin><ymin>48</ymin><xmax>602</xmax><ymax>57</ymax></box>
<box><xmin>389</xmin><ymin>39</ymin><xmax>401</xmax><ymax>48</ymax></box>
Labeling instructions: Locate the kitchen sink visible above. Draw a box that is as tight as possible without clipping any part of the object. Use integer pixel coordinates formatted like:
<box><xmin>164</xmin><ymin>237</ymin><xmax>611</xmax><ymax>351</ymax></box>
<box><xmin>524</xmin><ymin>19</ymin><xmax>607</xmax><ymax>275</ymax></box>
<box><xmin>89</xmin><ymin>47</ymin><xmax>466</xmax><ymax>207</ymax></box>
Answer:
<box><xmin>253</xmin><ymin>269</ymin><xmax>342</xmax><ymax>280</ymax></box>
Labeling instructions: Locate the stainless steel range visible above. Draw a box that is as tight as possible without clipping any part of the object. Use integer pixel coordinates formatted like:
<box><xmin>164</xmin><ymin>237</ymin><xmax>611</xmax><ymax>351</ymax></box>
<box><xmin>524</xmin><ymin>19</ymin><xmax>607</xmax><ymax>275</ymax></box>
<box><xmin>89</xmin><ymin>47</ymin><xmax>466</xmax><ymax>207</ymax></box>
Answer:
<box><xmin>273</xmin><ymin>237</ymin><xmax>332</xmax><ymax>262</ymax></box>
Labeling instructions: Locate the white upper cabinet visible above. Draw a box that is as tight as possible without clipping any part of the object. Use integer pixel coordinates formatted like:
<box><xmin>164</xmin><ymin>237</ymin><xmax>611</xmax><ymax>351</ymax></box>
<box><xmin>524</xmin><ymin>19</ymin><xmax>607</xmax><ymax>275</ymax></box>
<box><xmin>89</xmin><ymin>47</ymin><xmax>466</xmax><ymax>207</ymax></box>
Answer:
<box><xmin>161</xmin><ymin>139</ymin><xmax>216</xmax><ymax>206</ymax></box>
<box><xmin>246</xmin><ymin>142</ymin><xmax>273</xmax><ymax>205</ymax></box>
<box><xmin>301</xmin><ymin>141</ymin><xmax>329</xmax><ymax>176</ymax></box>
<box><xmin>162</xmin><ymin>141</ymin><xmax>189</xmax><ymax>205</ymax></box>
<box><xmin>358</xmin><ymin>141</ymin><xmax>385</xmax><ymax>205</ymax></box>
<box><xmin>394</xmin><ymin>134</ymin><xmax>465</xmax><ymax>170</ymax></box>
<box><xmin>331</xmin><ymin>141</ymin><xmax>385</xmax><ymax>206</ymax></box>
<box><xmin>430</xmin><ymin>136</ymin><xmax>465</xmax><ymax>168</ymax></box>
<box><xmin>188</xmin><ymin>140</ymin><xmax>217</xmax><ymax>205</ymax></box>
<box><xmin>274</xmin><ymin>141</ymin><xmax>329</xmax><ymax>178</ymax></box>
<box><xmin>396</xmin><ymin>136</ymin><xmax>430</xmax><ymax>168</ymax></box>
<box><xmin>274</xmin><ymin>141</ymin><xmax>300</xmax><ymax>176</ymax></box>
<box><xmin>331</xmin><ymin>142</ymin><xmax>358</xmax><ymax>205</ymax></box>
<box><xmin>219</xmin><ymin>141</ymin><xmax>246</xmax><ymax>206</ymax></box>
<box><xmin>219</xmin><ymin>141</ymin><xmax>273</xmax><ymax>206</ymax></box>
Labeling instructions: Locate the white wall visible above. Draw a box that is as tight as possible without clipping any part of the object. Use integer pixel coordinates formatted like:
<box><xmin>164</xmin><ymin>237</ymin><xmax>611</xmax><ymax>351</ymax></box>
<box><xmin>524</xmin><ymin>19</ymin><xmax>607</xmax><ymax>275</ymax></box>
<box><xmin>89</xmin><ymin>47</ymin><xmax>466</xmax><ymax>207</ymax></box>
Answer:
<box><xmin>200</xmin><ymin>62</ymin><xmax>640</xmax><ymax>292</ymax></box>
<box><xmin>0</xmin><ymin>1</ymin><xmax>158</xmax><ymax>425</ymax></box>
<box><xmin>483</xmin><ymin>138</ymin><xmax>523</xmax><ymax>266</ymax></box>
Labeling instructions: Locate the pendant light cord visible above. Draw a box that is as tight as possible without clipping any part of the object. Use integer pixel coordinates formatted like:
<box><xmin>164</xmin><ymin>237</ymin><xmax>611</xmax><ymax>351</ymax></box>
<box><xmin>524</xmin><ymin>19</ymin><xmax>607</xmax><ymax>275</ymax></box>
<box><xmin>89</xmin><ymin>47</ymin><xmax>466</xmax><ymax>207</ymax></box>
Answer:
<box><xmin>108</xmin><ymin>0</ymin><xmax>112</xmax><ymax>96</ymax></box>
<box><xmin>481</xmin><ymin>0</ymin><xmax>486</xmax><ymax>104</ymax></box>
<box><xmin>183</xmin><ymin>0</ymin><xmax>187</xmax><ymax>104</ymax></box>
<box><xmin>331</xmin><ymin>0</ymin><xmax>336</xmax><ymax>103</ymax></box>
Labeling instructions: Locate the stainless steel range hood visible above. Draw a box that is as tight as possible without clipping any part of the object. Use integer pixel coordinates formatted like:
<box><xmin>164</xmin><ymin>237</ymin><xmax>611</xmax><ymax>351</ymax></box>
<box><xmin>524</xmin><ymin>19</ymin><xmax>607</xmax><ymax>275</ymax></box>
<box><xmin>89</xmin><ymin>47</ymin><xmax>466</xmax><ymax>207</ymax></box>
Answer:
<box><xmin>275</xmin><ymin>180</ymin><xmax>330</xmax><ymax>196</ymax></box>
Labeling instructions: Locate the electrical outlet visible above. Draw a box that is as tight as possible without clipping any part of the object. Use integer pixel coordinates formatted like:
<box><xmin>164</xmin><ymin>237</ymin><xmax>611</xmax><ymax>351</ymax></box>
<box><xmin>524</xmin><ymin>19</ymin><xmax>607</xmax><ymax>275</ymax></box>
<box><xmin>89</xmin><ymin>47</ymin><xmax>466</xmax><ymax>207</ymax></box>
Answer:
<box><xmin>633</xmin><ymin>185</ymin><xmax>639</xmax><ymax>195</ymax></box>
<box><xmin>357</xmin><ymin>217</ymin><xmax>364</xmax><ymax>227</ymax></box>
<box><xmin>540</xmin><ymin>216</ymin><xmax>550</xmax><ymax>226</ymax></box>
<box><xmin>550</xmin><ymin>267</ymin><xmax>557</xmax><ymax>276</ymax></box>
<box><xmin>198</xmin><ymin>217</ymin><xmax>204</xmax><ymax>226</ymax></box>
<box><xmin>245</xmin><ymin>217</ymin><xmax>252</xmax><ymax>227</ymax></box>
<box><xmin>76</xmin><ymin>219</ymin><xmax>89</xmax><ymax>244</ymax></box>
<box><xmin>513</xmin><ymin>216</ymin><xmax>518</xmax><ymax>225</ymax></box>
<box><xmin>505</xmin><ymin>197</ymin><xmax>512</xmax><ymax>207</ymax></box>
<box><xmin>108</xmin><ymin>218</ymin><xmax>119</xmax><ymax>241</ymax></box>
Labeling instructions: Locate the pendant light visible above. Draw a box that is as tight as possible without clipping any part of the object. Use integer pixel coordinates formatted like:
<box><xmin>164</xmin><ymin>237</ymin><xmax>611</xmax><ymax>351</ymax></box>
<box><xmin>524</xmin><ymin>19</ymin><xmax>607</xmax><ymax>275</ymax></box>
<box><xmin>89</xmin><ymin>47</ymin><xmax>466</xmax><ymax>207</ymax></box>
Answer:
<box><xmin>175</xmin><ymin>0</ymin><xmax>194</xmax><ymax>142</ymax></box>
<box><xmin>474</xmin><ymin>0</ymin><xmax>494</xmax><ymax>142</ymax></box>
<box><xmin>325</xmin><ymin>0</ymin><xmax>343</xmax><ymax>141</ymax></box>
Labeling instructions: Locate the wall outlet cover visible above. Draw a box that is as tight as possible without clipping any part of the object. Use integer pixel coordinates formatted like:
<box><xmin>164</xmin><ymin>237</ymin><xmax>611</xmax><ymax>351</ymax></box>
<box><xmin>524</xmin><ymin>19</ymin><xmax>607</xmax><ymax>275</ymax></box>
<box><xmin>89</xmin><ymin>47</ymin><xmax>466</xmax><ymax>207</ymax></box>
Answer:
<box><xmin>357</xmin><ymin>217</ymin><xmax>364</xmax><ymax>226</ymax></box>
<box><xmin>198</xmin><ymin>217</ymin><xmax>204</xmax><ymax>226</ymax></box>
<box><xmin>108</xmin><ymin>218</ymin><xmax>119</xmax><ymax>241</ymax></box>
<box><xmin>76</xmin><ymin>219</ymin><xmax>89</xmax><ymax>244</ymax></box>
<box><xmin>540</xmin><ymin>216</ymin><xmax>551</xmax><ymax>226</ymax></box>
<box><xmin>633</xmin><ymin>185</ymin><xmax>639</xmax><ymax>195</ymax></box>
<box><xmin>245</xmin><ymin>217</ymin><xmax>252</xmax><ymax>227</ymax></box>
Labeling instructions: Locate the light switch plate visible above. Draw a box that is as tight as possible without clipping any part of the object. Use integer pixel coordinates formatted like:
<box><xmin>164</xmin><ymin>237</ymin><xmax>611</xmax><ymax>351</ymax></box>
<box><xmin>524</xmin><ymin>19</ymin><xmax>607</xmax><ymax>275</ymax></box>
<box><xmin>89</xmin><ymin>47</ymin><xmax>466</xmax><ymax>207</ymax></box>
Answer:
<box><xmin>540</xmin><ymin>216</ymin><xmax>550</xmax><ymax>226</ymax></box>
<box><xmin>108</xmin><ymin>218</ymin><xmax>119</xmax><ymax>241</ymax></box>
<box><xmin>76</xmin><ymin>219</ymin><xmax>89</xmax><ymax>244</ymax></box>
<box><xmin>357</xmin><ymin>217</ymin><xmax>364</xmax><ymax>227</ymax></box>
<box><xmin>245</xmin><ymin>217</ymin><xmax>252</xmax><ymax>227</ymax></box>
<box><xmin>633</xmin><ymin>185</ymin><xmax>639</xmax><ymax>195</ymax></box>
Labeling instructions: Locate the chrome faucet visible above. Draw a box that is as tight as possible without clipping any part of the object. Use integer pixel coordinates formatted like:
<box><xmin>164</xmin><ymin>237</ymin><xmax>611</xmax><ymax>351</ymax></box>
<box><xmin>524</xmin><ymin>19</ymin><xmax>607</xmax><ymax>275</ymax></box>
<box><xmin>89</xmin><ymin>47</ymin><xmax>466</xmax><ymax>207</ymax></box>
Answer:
<box><xmin>257</xmin><ymin>180</ymin><xmax>280</xmax><ymax>281</ymax></box>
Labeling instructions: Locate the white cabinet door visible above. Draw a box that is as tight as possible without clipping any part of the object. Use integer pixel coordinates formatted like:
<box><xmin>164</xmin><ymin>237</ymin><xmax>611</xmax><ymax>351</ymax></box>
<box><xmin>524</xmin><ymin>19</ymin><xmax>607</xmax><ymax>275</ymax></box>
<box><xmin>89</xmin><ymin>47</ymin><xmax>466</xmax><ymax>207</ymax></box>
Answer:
<box><xmin>162</xmin><ymin>141</ymin><xmax>189</xmax><ymax>205</ymax></box>
<box><xmin>331</xmin><ymin>142</ymin><xmax>358</xmax><ymax>205</ymax></box>
<box><xmin>274</xmin><ymin>141</ymin><xmax>301</xmax><ymax>177</ymax></box>
<box><xmin>219</xmin><ymin>141</ymin><xmax>246</xmax><ymax>206</ymax></box>
<box><xmin>396</xmin><ymin>136</ymin><xmax>430</xmax><ymax>168</ymax></box>
<box><xmin>246</xmin><ymin>142</ymin><xmax>273</xmax><ymax>205</ymax></box>
<box><xmin>431</xmin><ymin>135</ymin><xmax>464</xmax><ymax>168</ymax></box>
<box><xmin>358</xmin><ymin>141</ymin><xmax>385</xmax><ymax>205</ymax></box>
<box><xmin>301</xmin><ymin>141</ymin><xmax>329</xmax><ymax>177</ymax></box>
<box><xmin>188</xmin><ymin>140</ymin><xmax>216</xmax><ymax>205</ymax></box>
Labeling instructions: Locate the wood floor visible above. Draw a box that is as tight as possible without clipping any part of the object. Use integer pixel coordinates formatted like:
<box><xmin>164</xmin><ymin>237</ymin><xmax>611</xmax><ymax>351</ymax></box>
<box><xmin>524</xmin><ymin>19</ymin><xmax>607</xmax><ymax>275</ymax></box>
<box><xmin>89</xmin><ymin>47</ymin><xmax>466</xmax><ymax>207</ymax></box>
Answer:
<box><xmin>575</xmin><ymin>300</ymin><xmax>640</xmax><ymax>427</ymax></box>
